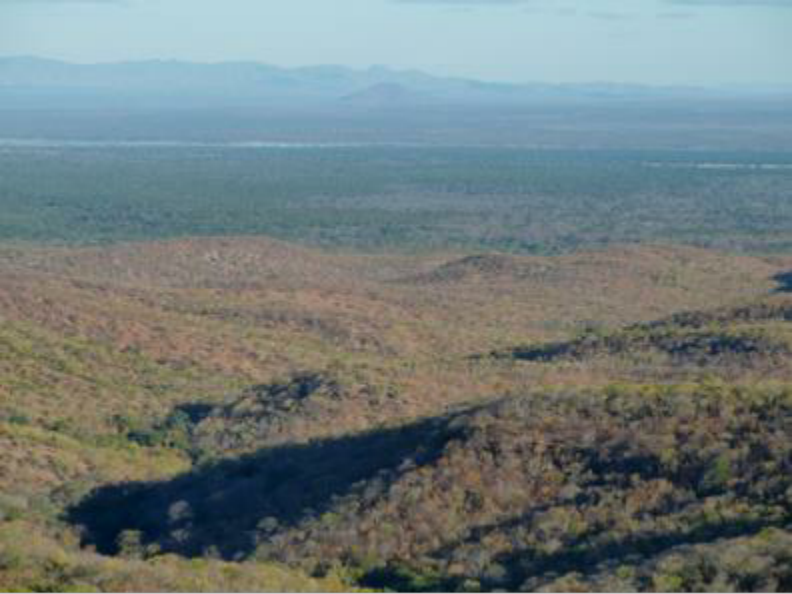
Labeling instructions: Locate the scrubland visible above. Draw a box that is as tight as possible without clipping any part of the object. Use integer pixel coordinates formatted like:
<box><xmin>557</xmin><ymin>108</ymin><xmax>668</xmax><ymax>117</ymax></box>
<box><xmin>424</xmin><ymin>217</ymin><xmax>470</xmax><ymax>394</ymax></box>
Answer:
<box><xmin>1</xmin><ymin>146</ymin><xmax>791</xmax><ymax>591</ymax></box>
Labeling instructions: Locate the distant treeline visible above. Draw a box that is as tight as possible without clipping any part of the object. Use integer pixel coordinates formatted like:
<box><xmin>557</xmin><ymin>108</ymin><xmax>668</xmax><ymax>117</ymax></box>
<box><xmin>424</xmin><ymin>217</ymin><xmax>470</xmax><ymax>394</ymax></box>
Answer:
<box><xmin>1</xmin><ymin>146</ymin><xmax>792</xmax><ymax>254</ymax></box>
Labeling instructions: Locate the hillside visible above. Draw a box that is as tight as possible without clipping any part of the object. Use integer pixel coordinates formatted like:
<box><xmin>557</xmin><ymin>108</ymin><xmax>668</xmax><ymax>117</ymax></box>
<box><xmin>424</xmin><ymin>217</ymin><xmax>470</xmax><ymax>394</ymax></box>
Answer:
<box><xmin>0</xmin><ymin>521</ymin><xmax>347</xmax><ymax>592</ymax></box>
<box><xmin>69</xmin><ymin>383</ymin><xmax>792</xmax><ymax>591</ymax></box>
<box><xmin>2</xmin><ymin>239</ymin><xmax>788</xmax><ymax>442</ymax></box>
<box><xmin>494</xmin><ymin>295</ymin><xmax>792</xmax><ymax>382</ymax></box>
<box><xmin>2</xmin><ymin>232</ymin><xmax>792</xmax><ymax>591</ymax></box>
<box><xmin>192</xmin><ymin>369</ymin><xmax>408</xmax><ymax>455</ymax></box>
<box><xmin>3</xmin><ymin>0</ymin><xmax>792</xmax><ymax>587</ymax></box>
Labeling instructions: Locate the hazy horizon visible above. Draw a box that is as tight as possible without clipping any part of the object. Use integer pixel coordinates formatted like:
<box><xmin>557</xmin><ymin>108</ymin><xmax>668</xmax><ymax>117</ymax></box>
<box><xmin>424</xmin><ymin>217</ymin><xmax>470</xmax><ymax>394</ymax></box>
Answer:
<box><xmin>4</xmin><ymin>54</ymin><xmax>792</xmax><ymax>92</ymax></box>
<box><xmin>2</xmin><ymin>0</ymin><xmax>791</xmax><ymax>88</ymax></box>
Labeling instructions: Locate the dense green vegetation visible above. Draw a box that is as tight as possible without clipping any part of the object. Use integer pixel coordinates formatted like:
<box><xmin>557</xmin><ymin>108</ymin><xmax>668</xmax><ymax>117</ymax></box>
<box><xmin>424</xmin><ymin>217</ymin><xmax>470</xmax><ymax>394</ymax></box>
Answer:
<box><xmin>1</xmin><ymin>146</ymin><xmax>791</xmax><ymax>253</ymax></box>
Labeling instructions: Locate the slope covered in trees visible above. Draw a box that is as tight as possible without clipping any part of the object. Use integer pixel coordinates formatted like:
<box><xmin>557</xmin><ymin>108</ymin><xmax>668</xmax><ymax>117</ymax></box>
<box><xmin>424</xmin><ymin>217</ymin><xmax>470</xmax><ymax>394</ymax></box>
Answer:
<box><xmin>69</xmin><ymin>383</ymin><xmax>792</xmax><ymax>592</ymax></box>
<box><xmin>495</xmin><ymin>296</ymin><xmax>792</xmax><ymax>381</ymax></box>
<box><xmin>2</xmin><ymin>144</ymin><xmax>792</xmax><ymax>591</ymax></box>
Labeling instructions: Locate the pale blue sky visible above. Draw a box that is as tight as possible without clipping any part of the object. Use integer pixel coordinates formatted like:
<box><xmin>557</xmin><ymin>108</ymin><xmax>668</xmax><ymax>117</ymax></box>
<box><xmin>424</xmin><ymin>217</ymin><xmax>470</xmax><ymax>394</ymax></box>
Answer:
<box><xmin>1</xmin><ymin>0</ymin><xmax>790</xmax><ymax>86</ymax></box>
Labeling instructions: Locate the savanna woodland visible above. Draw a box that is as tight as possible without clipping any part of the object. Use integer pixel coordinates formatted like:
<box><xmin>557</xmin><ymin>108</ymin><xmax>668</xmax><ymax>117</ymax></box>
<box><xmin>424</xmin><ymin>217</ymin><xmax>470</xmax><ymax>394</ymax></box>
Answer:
<box><xmin>1</xmin><ymin>14</ymin><xmax>792</xmax><ymax>590</ymax></box>
<box><xmin>1</xmin><ymin>141</ymin><xmax>791</xmax><ymax>592</ymax></box>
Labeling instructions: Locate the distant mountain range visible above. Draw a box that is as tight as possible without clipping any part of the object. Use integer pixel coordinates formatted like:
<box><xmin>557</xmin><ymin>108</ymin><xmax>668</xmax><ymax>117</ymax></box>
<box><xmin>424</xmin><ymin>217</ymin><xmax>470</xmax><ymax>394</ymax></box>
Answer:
<box><xmin>1</xmin><ymin>56</ymin><xmax>780</xmax><ymax>110</ymax></box>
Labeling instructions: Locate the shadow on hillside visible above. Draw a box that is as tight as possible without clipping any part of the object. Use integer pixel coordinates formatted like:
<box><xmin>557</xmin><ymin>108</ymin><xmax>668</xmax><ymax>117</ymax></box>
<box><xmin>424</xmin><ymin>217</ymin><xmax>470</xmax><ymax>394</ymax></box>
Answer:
<box><xmin>471</xmin><ymin>342</ymin><xmax>570</xmax><ymax>363</ymax></box>
<box><xmin>173</xmin><ymin>402</ymin><xmax>214</xmax><ymax>424</ymax></box>
<box><xmin>67</xmin><ymin>414</ymin><xmax>456</xmax><ymax>561</ymax></box>
<box><xmin>774</xmin><ymin>272</ymin><xmax>792</xmax><ymax>293</ymax></box>
<box><xmin>499</xmin><ymin>343</ymin><xmax>571</xmax><ymax>362</ymax></box>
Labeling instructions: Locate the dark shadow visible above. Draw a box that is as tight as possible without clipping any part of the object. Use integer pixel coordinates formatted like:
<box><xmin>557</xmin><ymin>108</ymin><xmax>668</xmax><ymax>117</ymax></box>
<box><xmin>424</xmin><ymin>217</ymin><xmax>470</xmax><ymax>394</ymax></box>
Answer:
<box><xmin>360</xmin><ymin>564</ymin><xmax>456</xmax><ymax>593</ymax></box>
<box><xmin>773</xmin><ymin>271</ymin><xmax>792</xmax><ymax>293</ymax></box>
<box><xmin>67</xmin><ymin>414</ymin><xmax>458</xmax><ymax>561</ymax></box>
<box><xmin>473</xmin><ymin>342</ymin><xmax>573</xmax><ymax>363</ymax></box>
<box><xmin>502</xmin><ymin>342</ymin><xmax>574</xmax><ymax>362</ymax></box>
<box><xmin>173</xmin><ymin>402</ymin><xmax>215</xmax><ymax>424</ymax></box>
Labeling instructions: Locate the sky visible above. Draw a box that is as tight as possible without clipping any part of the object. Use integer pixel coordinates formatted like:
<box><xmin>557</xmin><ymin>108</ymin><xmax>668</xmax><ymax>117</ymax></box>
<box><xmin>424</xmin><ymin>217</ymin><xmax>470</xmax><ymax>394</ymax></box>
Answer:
<box><xmin>1</xmin><ymin>0</ymin><xmax>790</xmax><ymax>87</ymax></box>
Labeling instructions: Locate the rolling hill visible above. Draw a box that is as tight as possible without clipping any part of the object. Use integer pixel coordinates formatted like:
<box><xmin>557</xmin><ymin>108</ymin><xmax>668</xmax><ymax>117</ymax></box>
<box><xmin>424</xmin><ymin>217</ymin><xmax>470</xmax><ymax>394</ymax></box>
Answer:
<box><xmin>2</xmin><ymin>233</ymin><xmax>792</xmax><ymax>591</ymax></box>
<box><xmin>494</xmin><ymin>294</ymin><xmax>792</xmax><ymax>381</ymax></box>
